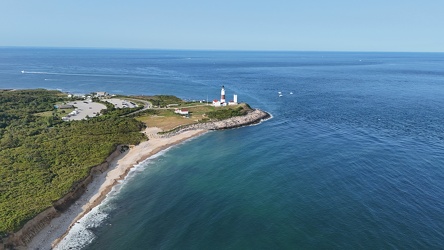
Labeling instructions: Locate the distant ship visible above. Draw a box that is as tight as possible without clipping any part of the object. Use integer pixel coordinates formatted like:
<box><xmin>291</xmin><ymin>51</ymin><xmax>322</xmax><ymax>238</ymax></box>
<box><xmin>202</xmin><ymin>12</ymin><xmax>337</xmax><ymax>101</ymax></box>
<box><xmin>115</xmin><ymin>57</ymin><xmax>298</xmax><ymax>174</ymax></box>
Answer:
<box><xmin>290</xmin><ymin>92</ymin><xmax>293</xmax><ymax>95</ymax></box>
<box><xmin>21</xmin><ymin>70</ymin><xmax>25</xmax><ymax>73</ymax></box>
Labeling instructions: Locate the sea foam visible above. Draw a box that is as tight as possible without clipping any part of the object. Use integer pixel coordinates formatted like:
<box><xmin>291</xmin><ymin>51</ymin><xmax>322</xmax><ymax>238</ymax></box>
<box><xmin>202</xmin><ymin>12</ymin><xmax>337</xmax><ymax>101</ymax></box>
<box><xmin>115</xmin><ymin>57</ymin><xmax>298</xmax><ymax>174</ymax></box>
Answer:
<box><xmin>54</xmin><ymin>205</ymin><xmax>109</xmax><ymax>250</ymax></box>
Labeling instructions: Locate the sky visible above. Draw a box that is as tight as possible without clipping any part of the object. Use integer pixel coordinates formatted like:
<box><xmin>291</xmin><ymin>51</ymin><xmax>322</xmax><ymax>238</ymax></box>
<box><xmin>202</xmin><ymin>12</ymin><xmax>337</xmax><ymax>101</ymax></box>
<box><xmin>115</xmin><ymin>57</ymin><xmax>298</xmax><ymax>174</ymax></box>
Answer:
<box><xmin>1</xmin><ymin>0</ymin><xmax>443</xmax><ymax>52</ymax></box>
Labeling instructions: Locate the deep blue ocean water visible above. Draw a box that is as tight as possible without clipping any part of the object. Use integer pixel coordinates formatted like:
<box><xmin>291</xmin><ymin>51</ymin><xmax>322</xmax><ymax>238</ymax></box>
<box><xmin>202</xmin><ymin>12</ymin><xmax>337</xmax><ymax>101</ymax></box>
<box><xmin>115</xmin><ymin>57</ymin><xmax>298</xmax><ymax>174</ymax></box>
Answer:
<box><xmin>1</xmin><ymin>48</ymin><xmax>444</xmax><ymax>249</ymax></box>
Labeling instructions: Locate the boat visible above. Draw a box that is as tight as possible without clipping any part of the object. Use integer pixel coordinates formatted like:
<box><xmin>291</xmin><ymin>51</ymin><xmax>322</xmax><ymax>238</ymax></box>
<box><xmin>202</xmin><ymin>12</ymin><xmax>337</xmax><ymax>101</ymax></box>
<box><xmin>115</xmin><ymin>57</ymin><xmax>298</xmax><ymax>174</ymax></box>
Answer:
<box><xmin>279</xmin><ymin>94</ymin><xmax>283</xmax><ymax>97</ymax></box>
<box><xmin>21</xmin><ymin>70</ymin><xmax>25</xmax><ymax>74</ymax></box>
<box><xmin>290</xmin><ymin>92</ymin><xmax>293</xmax><ymax>95</ymax></box>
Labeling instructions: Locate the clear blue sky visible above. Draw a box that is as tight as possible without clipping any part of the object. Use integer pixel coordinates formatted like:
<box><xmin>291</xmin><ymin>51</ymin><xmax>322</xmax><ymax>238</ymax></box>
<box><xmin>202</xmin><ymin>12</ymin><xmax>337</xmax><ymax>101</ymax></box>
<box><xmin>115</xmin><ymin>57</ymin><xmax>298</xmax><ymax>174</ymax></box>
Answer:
<box><xmin>1</xmin><ymin>0</ymin><xmax>443</xmax><ymax>52</ymax></box>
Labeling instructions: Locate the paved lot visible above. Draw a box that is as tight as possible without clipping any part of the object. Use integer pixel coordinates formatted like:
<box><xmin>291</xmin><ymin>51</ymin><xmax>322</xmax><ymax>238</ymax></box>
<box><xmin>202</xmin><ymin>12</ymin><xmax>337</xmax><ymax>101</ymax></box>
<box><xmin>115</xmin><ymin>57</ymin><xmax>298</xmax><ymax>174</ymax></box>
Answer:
<box><xmin>105</xmin><ymin>98</ymin><xmax>138</xmax><ymax>108</ymax></box>
<box><xmin>64</xmin><ymin>101</ymin><xmax>107</xmax><ymax>121</ymax></box>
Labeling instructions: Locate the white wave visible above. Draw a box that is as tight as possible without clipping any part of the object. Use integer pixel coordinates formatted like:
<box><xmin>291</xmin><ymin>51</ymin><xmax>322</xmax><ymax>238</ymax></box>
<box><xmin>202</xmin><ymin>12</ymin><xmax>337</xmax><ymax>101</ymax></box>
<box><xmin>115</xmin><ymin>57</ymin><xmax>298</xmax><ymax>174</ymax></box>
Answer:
<box><xmin>224</xmin><ymin>111</ymin><xmax>273</xmax><ymax>130</ymax></box>
<box><xmin>54</xmin><ymin>205</ymin><xmax>109</xmax><ymax>250</ymax></box>
<box><xmin>52</xmin><ymin>156</ymin><xmax>164</xmax><ymax>248</ymax></box>
<box><xmin>247</xmin><ymin>111</ymin><xmax>273</xmax><ymax>127</ymax></box>
<box><xmin>22</xmin><ymin>70</ymin><xmax>121</xmax><ymax>78</ymax></box>
<box><xmin>122</xmin><ymin>150</ymin><xmax>170</xmax><ymax>182</ymax></box>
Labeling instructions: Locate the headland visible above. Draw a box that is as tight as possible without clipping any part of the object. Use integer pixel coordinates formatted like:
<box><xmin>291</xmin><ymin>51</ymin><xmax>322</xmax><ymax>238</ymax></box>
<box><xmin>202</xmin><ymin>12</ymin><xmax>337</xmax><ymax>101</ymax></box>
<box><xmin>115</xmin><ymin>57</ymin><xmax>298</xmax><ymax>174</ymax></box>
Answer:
<box><xmin>28</xmin><ymin>109</ymin><xmax>270</xmax><ymax>250</ymax></box>
<box><xmin>0</xmin><ymin>89</ymin><xmax>270</xmax><ymax>250</ymax></box>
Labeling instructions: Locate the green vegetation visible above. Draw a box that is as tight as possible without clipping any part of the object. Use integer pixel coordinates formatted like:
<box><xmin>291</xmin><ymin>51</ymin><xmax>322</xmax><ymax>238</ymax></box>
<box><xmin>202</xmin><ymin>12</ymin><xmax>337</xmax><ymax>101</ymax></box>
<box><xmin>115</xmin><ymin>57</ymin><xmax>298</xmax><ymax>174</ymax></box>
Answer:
<box><xmin>133</xmin><ymin>95</ymin><xmax>183</xmax><ymax>107</ymax></box>
<box><xmin>206</xmin><ymin>105</ymin><xmax>250</xmax><ymax>120</ymax></box>
<box><xmin>35</xmin><ymin>108</ymin><xmax>75</xmax><ymax>119</ymax></box>
<box><xmin>0</xmin><ymin>89</ymin><xmax>146</xmax><ymax>235</ymax></box>
<box><xmin>129</xmin><ymin>109</ymin><xmax>160</xmax><ymax>117</ymax></box>
<box><xmin>0</xmin><ymin>89</ymin><xmax>64</xmax><ymax>131</ymax></box>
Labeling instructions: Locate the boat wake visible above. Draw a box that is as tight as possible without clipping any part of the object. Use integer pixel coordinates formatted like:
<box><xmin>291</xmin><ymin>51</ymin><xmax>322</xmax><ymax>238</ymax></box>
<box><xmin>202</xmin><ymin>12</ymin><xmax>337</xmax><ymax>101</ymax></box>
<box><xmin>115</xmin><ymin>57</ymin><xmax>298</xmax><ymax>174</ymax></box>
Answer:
<box><xmin>20</xmin><ymin>70</ymin><xmax>158</xmax><ymax>80</ymax></box>
<box><xmin>21</xmin><ymin>70</ymin><xmax>124</xmax><ymax>78</ymax></box>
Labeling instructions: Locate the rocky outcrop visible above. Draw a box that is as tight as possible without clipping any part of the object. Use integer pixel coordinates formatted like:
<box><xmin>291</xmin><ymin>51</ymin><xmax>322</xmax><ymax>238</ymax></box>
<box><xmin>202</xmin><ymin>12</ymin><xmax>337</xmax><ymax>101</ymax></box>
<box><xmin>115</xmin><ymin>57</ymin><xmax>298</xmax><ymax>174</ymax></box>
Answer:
<box><xmin>160</xmin><ymin>109</ymin><xmax>271</xmax><ymax>138</ymax></box>
<box><xmin>1</xmin><ymin>146</ymin><xmax>126</xmax><ymax>250</ymax></box>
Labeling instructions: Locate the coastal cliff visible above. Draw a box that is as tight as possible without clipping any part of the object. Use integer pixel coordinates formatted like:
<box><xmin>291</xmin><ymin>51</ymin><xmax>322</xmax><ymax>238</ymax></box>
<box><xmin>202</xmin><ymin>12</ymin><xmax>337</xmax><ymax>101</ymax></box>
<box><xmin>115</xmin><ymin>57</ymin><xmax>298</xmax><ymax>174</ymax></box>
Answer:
<box><xmin>1</xmin><ymin>146</ymin><xmax>126</xmax><ymax>250</ymax></box>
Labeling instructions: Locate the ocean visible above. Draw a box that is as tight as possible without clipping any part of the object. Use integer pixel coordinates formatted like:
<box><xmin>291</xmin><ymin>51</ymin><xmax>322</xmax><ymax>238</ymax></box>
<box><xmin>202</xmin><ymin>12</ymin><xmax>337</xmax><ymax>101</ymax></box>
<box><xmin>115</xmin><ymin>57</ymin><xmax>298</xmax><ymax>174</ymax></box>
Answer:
<box><xmin>1</xmin><ymin>48</ymin><xmax>444</xmax><ymax>249</ymax></box>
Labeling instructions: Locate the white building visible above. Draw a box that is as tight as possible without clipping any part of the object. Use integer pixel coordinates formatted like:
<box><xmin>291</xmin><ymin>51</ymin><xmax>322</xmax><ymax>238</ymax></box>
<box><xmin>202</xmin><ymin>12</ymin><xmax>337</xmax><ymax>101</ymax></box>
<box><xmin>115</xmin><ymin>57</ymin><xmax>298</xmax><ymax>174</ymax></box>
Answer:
<box><xmin>213</xmin><ymin>86</ymin><xmax>237</xmax><ymax>107</ymax></box>
<box><xmin>174</xmin><ymin>108</ymin><xmax>189</xmax><ymax>115</ymax></box>
<box><xmin>96</xmin><ymin>91</ymin><xmax>108</xmax><ymax>97</ymax></box>
<box><xmin>228</xmin><ymin>94</ymin><xmax>238</xmax><ymax>105</ymax></box>
<box><xmin>212</xmin><ymin>100</ymin><xmax>220</xmax><ymax>106</ymax></box>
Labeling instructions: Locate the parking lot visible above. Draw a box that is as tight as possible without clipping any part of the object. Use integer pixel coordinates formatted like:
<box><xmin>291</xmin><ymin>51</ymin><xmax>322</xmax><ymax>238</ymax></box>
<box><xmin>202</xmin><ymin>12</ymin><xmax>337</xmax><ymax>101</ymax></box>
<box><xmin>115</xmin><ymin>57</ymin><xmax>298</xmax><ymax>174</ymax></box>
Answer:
<box><xmin>64</xmin><ymin>101</ymin><xmax>107</xmax><ymax>121</ymax></box>
<box><xmin>105</xmin><ymin>98</ymin><xmax>138</xmax><ymax>108</ymax></box>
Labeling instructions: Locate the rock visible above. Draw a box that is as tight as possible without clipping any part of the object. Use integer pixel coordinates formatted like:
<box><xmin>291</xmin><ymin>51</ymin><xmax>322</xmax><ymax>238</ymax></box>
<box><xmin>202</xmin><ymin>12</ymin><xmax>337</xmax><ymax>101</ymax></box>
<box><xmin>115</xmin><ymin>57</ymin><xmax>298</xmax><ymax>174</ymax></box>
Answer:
<box><xmin>159</xmin><ymin>109</ymin><xmax>271</xmax><ymax>137</ymax></box>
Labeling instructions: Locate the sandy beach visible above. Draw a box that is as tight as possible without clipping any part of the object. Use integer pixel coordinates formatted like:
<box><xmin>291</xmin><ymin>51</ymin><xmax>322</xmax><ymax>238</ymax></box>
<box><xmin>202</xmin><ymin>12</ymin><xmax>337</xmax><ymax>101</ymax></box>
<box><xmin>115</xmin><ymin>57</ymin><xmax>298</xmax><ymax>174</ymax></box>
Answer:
<box><xmin>26</xmin><ymin>127</ymin><xmax>206</xmax><ymax>250</ymax></box>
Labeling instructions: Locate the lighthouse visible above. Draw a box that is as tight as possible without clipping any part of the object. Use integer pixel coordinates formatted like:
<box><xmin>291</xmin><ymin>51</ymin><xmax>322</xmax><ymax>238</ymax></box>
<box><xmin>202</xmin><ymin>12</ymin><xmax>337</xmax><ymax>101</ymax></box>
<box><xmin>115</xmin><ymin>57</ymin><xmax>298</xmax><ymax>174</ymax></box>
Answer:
<box><xmin>220</xmin><ymin>86</ymin><xmax>226</xmax><ymax>103</ymax></box>
<box><xmin>213</xmin><ymin>85</ymin><xmax>237</xmax><ymax>107</ymax></box>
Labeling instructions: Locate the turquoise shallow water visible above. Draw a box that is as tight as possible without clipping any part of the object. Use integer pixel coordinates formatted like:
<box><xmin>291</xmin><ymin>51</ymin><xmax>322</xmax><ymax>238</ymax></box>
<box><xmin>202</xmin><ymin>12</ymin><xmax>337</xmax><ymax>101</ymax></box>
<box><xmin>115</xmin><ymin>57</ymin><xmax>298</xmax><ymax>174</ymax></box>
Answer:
<box><xmin>1</xmin><ymin>49</ymin><xmax>444</xmax><ymax>249</ymax></box>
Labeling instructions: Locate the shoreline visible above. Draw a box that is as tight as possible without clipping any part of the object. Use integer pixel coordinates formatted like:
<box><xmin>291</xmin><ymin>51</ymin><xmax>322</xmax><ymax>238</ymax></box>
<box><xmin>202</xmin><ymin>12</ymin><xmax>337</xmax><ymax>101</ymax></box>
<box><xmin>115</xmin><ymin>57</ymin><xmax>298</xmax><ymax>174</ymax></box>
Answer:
<box><xmin>17</xmin><ymin>108</ymin><xmax>271</xmax><ymax>249</ymax></box>
<box><xmin>26</xmin><ymin>127</ymin><xmax>207</xmax><ymax>250</ymax></box>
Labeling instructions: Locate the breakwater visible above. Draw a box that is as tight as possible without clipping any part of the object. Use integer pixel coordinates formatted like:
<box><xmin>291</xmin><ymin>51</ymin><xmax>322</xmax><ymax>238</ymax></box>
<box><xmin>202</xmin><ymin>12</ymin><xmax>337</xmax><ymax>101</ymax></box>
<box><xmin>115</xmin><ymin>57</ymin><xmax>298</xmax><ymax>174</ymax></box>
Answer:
<box><xmin>160</xmin><ymin>109</ymin><xmax>271</xmax><ymax>138</ymax></box>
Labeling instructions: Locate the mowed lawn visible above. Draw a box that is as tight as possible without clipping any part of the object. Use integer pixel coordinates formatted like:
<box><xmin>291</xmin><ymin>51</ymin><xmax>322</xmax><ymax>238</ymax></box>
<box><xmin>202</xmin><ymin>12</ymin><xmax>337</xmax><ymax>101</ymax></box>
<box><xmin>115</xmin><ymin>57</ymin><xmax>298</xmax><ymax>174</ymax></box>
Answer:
<box><xmin>136</xmin><ymin>104</ymin><xmax>244</xmax><ymax>131</ymax></box>
<box><xmin>135</xmin><ymin>107</ymin><xmax>205</xmax><ymax>131</ymax></box>
<box><xmin>137</xmin><ymin>115</ymin><xmax>197</xmax><ymax>131</ymax></box>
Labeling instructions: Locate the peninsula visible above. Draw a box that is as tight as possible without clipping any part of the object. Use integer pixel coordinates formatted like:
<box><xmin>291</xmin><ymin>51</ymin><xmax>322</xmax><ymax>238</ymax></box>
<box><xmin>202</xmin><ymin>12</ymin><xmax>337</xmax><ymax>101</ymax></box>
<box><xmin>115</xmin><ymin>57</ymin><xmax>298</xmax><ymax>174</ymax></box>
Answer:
<box><xmin>0</xmin><ymin>89</ymin><xmax>270</xmax><ymax>249</ymax></box>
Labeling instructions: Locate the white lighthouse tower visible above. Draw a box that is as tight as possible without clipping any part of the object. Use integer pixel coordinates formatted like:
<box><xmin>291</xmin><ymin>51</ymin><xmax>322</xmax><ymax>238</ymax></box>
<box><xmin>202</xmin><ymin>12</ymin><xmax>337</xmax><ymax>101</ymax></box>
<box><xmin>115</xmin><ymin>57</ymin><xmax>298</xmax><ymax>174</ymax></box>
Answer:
<box><xmin>220</xmin><ymin>86</ymin><xmax>226</xmax><ymax>103</ymax></box>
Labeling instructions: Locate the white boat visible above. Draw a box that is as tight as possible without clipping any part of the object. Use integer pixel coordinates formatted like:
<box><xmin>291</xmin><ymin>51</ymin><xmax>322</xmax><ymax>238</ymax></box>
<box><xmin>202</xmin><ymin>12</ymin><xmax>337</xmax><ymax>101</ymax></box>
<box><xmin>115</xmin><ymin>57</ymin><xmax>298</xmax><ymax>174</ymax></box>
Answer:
<box><xmin>21</xmin><ymin>70</ymin><xmax>25</xmax><ymax>74</ymax></box>
<box><xmin>278</xmin><ymin>91</ymin><xmax>282</xmax><ymax>95</ymax></box>
<box><xmin>279</xmin><ymin>94</ymin><xmax>283</xmax><ymax>97</ymax></box>
<box><xmin>290</xmin><ymin>92</ymin><xmax>293</xmax><ymax>95</ymax></box>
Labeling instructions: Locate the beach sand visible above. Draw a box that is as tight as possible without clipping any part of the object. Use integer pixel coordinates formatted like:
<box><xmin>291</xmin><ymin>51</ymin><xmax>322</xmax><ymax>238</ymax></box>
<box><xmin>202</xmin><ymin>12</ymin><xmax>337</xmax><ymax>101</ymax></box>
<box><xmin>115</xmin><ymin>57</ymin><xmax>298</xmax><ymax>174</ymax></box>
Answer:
<box><xmin>26</xmin><ymin>127</ymin><xmax>206</xmax><ymax>250</ymax></box>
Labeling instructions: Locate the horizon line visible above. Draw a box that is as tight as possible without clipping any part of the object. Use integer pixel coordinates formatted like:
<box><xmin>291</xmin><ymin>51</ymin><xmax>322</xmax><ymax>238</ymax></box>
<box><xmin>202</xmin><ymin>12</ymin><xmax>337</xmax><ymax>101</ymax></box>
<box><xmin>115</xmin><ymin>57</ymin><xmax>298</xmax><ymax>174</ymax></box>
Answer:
<box><xmin>0</xmin><ymin>45</ymin><xmax>443</xmax><ymax>54</ymax></box>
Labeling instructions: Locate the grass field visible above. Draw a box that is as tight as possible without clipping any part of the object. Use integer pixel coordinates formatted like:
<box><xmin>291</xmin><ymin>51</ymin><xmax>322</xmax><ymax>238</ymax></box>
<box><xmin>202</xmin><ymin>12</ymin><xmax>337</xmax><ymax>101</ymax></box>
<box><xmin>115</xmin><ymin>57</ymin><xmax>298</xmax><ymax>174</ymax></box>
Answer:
<box><xmin>138</xmin><ymin>115</ymin><xmax>196</xmax><ymax>131</ymax></box>
<box><xmin>135</xmin><ymin>104</ymin><xmax>246</xmax><ymax>131</ymax></box>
